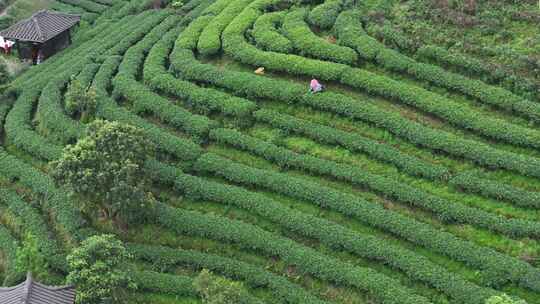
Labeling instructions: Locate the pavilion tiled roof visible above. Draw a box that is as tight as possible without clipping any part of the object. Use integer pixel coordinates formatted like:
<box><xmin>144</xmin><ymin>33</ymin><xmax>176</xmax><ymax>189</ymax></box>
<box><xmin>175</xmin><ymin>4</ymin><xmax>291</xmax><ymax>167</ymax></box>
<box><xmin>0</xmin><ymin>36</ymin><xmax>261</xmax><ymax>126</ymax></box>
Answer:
<box><xmin>0</xmin><ymin>10</ymin><xmax>80</xmax><ymax>43</ymax></box>
<box><xmin>0</xmin><ymin>272</ymin><xmax>76</xmax><ymax>304</ymax></box>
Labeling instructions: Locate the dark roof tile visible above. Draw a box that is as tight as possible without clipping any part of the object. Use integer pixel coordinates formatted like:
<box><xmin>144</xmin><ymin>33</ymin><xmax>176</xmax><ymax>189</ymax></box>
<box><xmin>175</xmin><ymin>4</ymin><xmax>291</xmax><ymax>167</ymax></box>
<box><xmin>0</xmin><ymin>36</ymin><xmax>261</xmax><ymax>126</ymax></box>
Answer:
<box><xmin>0</xmin><ymin>10</ymin><xmax>80</xmax><ymax>43</ymax></box>
<box><xmin>0</xmin><ymin>272</ymin><xmax>76</xmax><ymax>304</ymax></box>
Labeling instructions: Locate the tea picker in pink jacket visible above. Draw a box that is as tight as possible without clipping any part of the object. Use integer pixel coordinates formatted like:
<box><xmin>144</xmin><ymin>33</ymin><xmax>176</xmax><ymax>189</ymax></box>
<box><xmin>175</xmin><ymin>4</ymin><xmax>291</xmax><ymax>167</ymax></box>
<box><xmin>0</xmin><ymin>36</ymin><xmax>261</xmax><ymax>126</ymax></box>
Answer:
<box><xmin>309</xmin><ymin>79</ymin><xmax>324</xmax><ymax>93</ymax></box>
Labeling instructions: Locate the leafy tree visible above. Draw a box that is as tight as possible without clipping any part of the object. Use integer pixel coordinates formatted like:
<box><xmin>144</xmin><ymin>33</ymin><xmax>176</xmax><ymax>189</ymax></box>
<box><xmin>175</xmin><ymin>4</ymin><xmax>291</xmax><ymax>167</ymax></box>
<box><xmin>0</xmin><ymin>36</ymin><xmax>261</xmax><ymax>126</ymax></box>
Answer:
<box><xmin>67</xmin><ymin>234</ymin><xmax>136</xmax><ymax>304</ymax></box>
<box><xmin>65</xmin><ymin>77</ymin><xmax>97</xmax><ymax>123</ymax></box>
<box><xmin>50</xmin><ymin>120</ymin><xmax>155</xmax><ymax>225</ymax></box>
<box><xmin>193</xmin><ymin>269</ymin><xmax>255</xmax><ymax>304</ymax></box>
<box><xmin>15</xmin><ymin>233</ymin><xmax>48</xmax><ymax>281</ymax></box>
<box><xmin>486</xmin><ymin>294</ymin><xmax>527</xmax><ymax>304</ymax></box>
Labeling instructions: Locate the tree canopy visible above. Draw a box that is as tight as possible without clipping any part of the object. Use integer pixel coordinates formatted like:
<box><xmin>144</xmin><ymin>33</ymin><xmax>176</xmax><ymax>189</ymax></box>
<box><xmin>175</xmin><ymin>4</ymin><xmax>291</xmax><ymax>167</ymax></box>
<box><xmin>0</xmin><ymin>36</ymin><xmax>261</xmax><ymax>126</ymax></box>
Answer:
<box><xmin>67</xmin><ymin>234</ymin><xmax>136</xmax><ymax>304</ymax></box>
<box><xmin>50</xmin><ymin>120</ymin><xmax>155</xmax><ymax>225</ymax></box>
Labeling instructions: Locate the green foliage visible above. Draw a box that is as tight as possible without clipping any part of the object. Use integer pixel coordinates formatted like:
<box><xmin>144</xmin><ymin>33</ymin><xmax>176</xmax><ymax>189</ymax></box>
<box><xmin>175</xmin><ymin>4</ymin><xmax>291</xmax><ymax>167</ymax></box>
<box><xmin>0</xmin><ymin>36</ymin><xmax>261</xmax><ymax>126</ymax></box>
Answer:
<box><xmin>0</xmin><ymin>148</ymin><xmax>88</xmax><ymax>242</ymax></box>
<box><xmin>251</xmin><ymin>11</ymin><xmax>293</xmax><ymax>53</ymax></box>
<box><xmin>171</xmin><ymin>41</ymin><xmax>540</xmax><ymax>180</ymax></box>
<box><xmin>193</xmin><ymin>269</ymin><xmax>258</xmax><ymax>304</ymax></box>
<box><xmin>148</xmin><ymin>197</ymin><xmax>431</xmax><ymax>304</ymax></box>
<box><xmin>197</xmin><ymin>0</ymin><xmax>253</xmax><ymax>56</ymax></box>
<box><xmin>171</xmin><ymin>0</ymin><xmax>184</xmax><ymax>8</ymax></box>
<box><xmin>254</xmin><ymin>109</ymin><xmax>449</xmax><ymax>180</ymax></box>
<box><xmin>112</xmin><ymin>14</ymin><xmax>214</xmax><ymax>140</ymax></box>
<box><xmin>5</xmin><ymin>87</ymin><xmax>64</xmax><ymax>160</ymax></box>
<box><xmin>218</xmin><ymin>0</ymin><xmax>540</xmax><ymax>151</ymax></box>
<box><xmin>132</xmin><ymin>270</ymin><xmax>196</xmax><ymax>296</ymax></box>
<box><xmin>0</xmin><ymin>188</ymin><xmax>66</xmax><ymax>272</ymax></box>
<box><xmin>144</xmin><ymin>26</ymin><xmax>257</xmax><ymax>119</ymax></box>
<box><xmin>0</xmin><ymin>224</ymin><xmax>21</xmax><ymax>285</ymax></box>
<box><xmin>67</xmin><ymin>234</ymin><xmax>136</xmax><ymax>304</ymax></box>
<box><xmin>308</xmin><ymin>0</ymin><xmax>343</xmax><ymax>29</ymax></box>
<box><xmin>485</xmin><ymin>294</ymin><xmax>528</xmax><ymax>304</ymax></box>
<box><xmin>50</xmin><ymin>120</ymin><xmax>156</xmax><ymax>225</ymax></box>
<box><xmin>335</xmin><ymin>11</ymin><xmax>540</xmax><ymax>122</ymax></box>
<box><xmin>55</xmin><ymin>0</ymin><xmax>108</xmax><ymax>13</ymax></box>
<box><xmin>65</xmin><ymin>77</ymin><xmax>98</xmax><ymax>123</ymax></box>
<box><xmin>208</xmin><ymin>128</ymin><xmax>540</xmax><ymax>291</ymax></box>
<box><xmin>188</xmin><ymin>153</ymin><xmax>494</xmax><ymax>303</ymax></box>
<box><xmin>300</xmin><ymin>24</ymin><xmax>359</xmax><ymax>72</ymax></box>
<box><xmin>15</xmin><ymin>233</ymin><xmax>48</xmax><ymax>282</ymax></box>
<box><xmin>131</xmin><ymin>243</ymin><xmax>328</xmax><ymax>304</ymax></box>
<box><xmin>94</xmin><ymin>56</ymin><xmax>203</xmax><ymax>161</ymax></box>
<box><xmin>450</xmin><ymin>171</ymin><xmax>540</xmax><ymax>209</ymax></box>
<box><xmin>0</xmin><ymin>61</ymin><xmax>10</xmax><ymax>86</ymax></box>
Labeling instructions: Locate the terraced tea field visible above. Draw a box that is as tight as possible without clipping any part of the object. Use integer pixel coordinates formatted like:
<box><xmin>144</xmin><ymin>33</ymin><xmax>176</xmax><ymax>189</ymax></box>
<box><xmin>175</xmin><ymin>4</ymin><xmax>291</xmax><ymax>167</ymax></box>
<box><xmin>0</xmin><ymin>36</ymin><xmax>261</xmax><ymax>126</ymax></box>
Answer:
<box><xmin>1</xmin><ymin>0</ymin><xmax>540</xmax><ymax>303</ymax></box>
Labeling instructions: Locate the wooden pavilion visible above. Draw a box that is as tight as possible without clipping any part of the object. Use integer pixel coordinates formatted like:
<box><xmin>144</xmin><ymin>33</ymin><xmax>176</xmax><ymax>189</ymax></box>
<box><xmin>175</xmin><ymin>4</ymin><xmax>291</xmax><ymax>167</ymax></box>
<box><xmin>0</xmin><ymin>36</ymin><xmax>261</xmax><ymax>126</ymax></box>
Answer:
<box><xmin>0</xmin><ymin>272</ymin><xmax>76</xmax><ymax>304</ymax></box>
<box><xmin>0</xmin><ymin>10</ymin><xmax>80</xmax><ymax>64</ymax></box>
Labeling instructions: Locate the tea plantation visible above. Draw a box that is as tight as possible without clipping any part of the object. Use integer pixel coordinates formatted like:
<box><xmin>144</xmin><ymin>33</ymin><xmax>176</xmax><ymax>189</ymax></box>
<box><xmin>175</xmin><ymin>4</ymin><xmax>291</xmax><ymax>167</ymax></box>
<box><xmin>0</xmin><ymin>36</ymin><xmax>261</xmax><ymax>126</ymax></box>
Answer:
<box><xmin>0</xmin><ymin>0</ymin><xmax>539</xmax><ymax>303</ymax></box>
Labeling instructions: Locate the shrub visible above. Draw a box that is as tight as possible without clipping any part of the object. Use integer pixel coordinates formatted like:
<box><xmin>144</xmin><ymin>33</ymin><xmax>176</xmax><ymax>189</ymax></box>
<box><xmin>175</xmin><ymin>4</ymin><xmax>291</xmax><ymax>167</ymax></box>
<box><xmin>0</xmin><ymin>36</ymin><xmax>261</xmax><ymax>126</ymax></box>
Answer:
<box><xmin>307</xmin><ymin>0</ymin><xmax>343</xmax><ymax>29</ymax></box>
<box><xmin>197</xmin><ymin>0</ymin><xmax>254</xmax><ymax>56</ymax></box>
<box><xmin>151</xmin><ymin>200</ymin><xmax>431</xmax><ymax>304</ymax></box>
<box><xmin>281</xmin><ymin>8</ymin><xmax>357</xmax><ymax>64</ymax></box>
<box><xmin>251</xmin><ymin>11</ymin><xmax>293</xmax><ymax>53</ymax></box>
<box><xmin>335</xmin><ymin>11</ymin><xmax>540</xmax><ymax>122</ymax></box>
<box><xmin>194</xmin><ymin>269</ymin><xmax>262</xmax><ymax>304</ymax></box>
<box><xmin>208</xmin><ymin>129</ymin><xmax>540</xmax><ymax>291</ymax></box>
<box><xmin>67</xmin><ymin>234</ymin><xmax>136</xmax><ymax>304</ymax></box>
<box><xmin>132</xmin><ymin>271</ymin><xmax>196</xmax><ymax>296</ymax></box>
<box><xmin>170</xmin><ymin>46</ymin><xmax>540</xmax><ymax>179</ymax></box>
<box><xmin>254</xmin><ymin>109</ymin><xmax>449</xmax><ymax>180</ymax></box>
<box><xmin>190</xmin><ymin>153</ymin><xmax>495</xmax><ymax>304</ymax></box>
<box><xmin>15</xmin><ymin>233</ymin><xmax>49</xmax><ymax>282</ymax></box>
<box><xmin>0</xmin><ymin>225</ymin><xmax>21</xmax><ymax>285</ymax></box>
<box><xmin>65</xmin><ymin>77</ymin><xmax>98</xmax><ymax>122</ymax></box>
<box><xmin>130</xmin><ymin>243</ymin><xmax>329</xmax><ymax>304</ymax></box>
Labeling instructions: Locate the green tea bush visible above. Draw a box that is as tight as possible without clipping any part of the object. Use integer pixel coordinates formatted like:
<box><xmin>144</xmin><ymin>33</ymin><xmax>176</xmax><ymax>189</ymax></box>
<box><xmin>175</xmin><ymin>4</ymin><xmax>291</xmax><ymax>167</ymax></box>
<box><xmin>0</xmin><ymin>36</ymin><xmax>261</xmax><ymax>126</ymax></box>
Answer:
<box><xmin>4</xmin><ymin>87</ymin><xmax>63</xmax><ymax>160</ymax></box>
<box><xmin>132</xmin><ymin>271</ymin><xmax>197</xmax><ymax>296</ymax></box>
<box><xmin>177</xmin><ymin>15</ymin><xmax>214</xmax><ymax>50</ymax></box>
<box><xmin>334</xmin><ymin>10</ymin><xmax>381</xmax><ymax>60</ymax></box>
<box><xmin>130</xmin><ymin>244</ymin><xmax>329</xmax><ymax>304</ymax></box>
<box><xmin>254</xmin><ymin>109</ymin><xmax>449</xmax><ymax>180</ymax></box>
<box><xmin>307</xmin><ymin>0</ymin><xmax>342</xmax><ymax>29</ymax></box>
<box><xmin>209</xmin><ymin>127</ymin><xmax>540</xmax><ymax>240</ymax></box>
<box><xmin>150</xmin><ymin>200</ymin><xmax>432</xmax><ymax>304</ymax></box>
<box><xmin>0</xmin><ymin>189</ymin><xmax>66</xmax><ymax>272</ymax></box>
<box><xmin>94</xmin><ymin>56</ymin><xmax>203</xmax><ymax>161</ymax></box>
<box><xmin>282</xmin><ymin>9</ymin><xmax>357</xmax><ymax>64</ymax></box>
<box><xmin>336</xmin><ymin>11</ymin><xmax>540</xmax><ymax>122</ymax></box>
<box><xmin>218</xmin><ymin>1</ymin><xmax>540</xmax><ymax>149</ymax></box>
<box><xmin>219</xmin><ymin>0</ymin><xmax>348</xmax><ymax>80</ymax></box>
<box><xmin>0</xmin><ymin>224</ymin><xmax>21</xmax><ymax>285</ymax></box>
<box><xmin>197</xmin><ymin>0</ymin><xmax>253</xmax><ymax>56</ymax></box>
<box><xmin>251</xmin><ymin>11</ymin><xmax>292</xmax><ymax>53</ymax></box>
<box><xmin>340</xmin><ymin>67</ymin><xmax>540</xmax><ymax>149</ymax></box>
<box><xmin>450</xmin><ymin>171</ymin><xmax>540</xmax><ymax>209</ymax></box>
<box><xmin>145</xmin><ymin>25</ymin><xmax>257</xmax><ymax>118</ymax></box>
<box><xmin>170</xmin><ymin>48</ymin><xmax>540</xmax><ymax>179</ymax></box>
<box><xmin>416</xmin><ymin>45</ymin><xmax>539</xmax><ymax>101</ymax></box>
<box><xmin>57</xmin><ymin>0</ymin><xmax>108</xmax><ymax>13</ymax></box>
<box><xmin>38</xmin><ymin>76</ymin><xmax>87</xmax><ymax>143</ymax></box>
<box><xmin>208</xmin><ymin>128</ymin><xmax>540</xmax><ymax>291</ymax></box>
<box><xmin>0</xmin><ymin>148</ymin><xmax>89</xmax><ymax>243</ymax></box>
<box><xmin>192</xmin><ymin>153</ymin><xmax>495</xmax><ymax>304</ymax></box>
<box><xmin>113</xmin><ymin>15</ymin><xmax>215</xmax><ymax>139</ymax></box>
